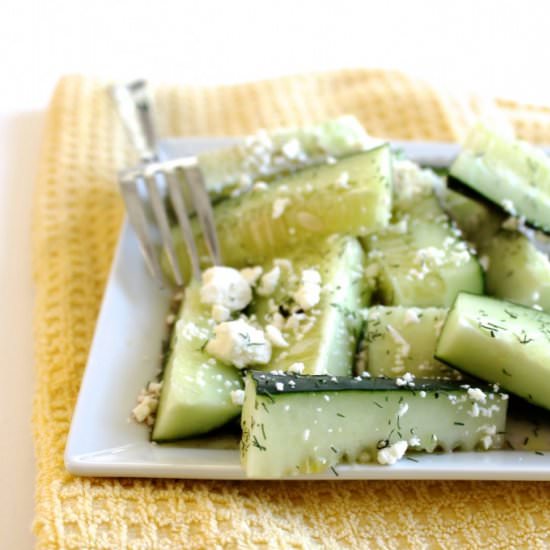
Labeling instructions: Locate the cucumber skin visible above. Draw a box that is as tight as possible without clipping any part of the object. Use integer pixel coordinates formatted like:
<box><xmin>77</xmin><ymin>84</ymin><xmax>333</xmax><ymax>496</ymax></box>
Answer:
<box><xmin>241</xmin><ymin>371</ymin><xmax>508</xmax><ymax>477</ymax></box>
<box><xmin>435</xmin><ymin>292</ymin><xmax>550</xmax><ymax>411</ymax></box>
<box><xmin>248</xmin><ymin>371</ymin><xmax>494</xmax><ymax>395</ymax></box>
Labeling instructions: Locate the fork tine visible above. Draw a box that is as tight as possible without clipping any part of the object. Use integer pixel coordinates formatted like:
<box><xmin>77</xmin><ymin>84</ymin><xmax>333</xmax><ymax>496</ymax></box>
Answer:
<box><xmin>119</xmin><ymin>173</ymin><xmax>165</xmax><ymax>284</ymax></box>
<box><xmin>184</xmin><ymin>162</ymin><xmax>222</xmax><ymax>265</ymax></box>
<box><xmin>143</xmin><ymin>171</ymin><xmax>184</xmax><ymax>286</ymax></box>
<box><xmin>166</xmin><ymin>169</ymin><xmax>202</xmax><ymax>282</ymax></box>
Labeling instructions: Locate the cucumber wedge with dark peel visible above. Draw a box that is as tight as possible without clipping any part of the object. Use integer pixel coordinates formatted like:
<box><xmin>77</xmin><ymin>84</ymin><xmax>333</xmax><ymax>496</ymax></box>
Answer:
<box><xmin>449</xmin><ymin>123</ymin><xmax>550</xmax><ymax>234</ymax></box>
<box><xmin>241</xmin><ymin>371</ymin><xmax>508</xmax><ymax>477</ymax></box>
<box><xmin>165</xmin><ymin>145</ymin><xmax>393</xmax><ymax>282</ymax></box>
<box><xmin>435</xmin><ymin>292</ymin><xmax>550</xmax><ymax>411</ymax></box>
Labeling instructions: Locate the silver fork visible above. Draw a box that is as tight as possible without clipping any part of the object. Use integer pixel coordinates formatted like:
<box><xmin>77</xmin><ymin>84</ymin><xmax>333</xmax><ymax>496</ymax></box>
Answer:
<box><xmin>111</xmin><ymin>80</ymin><xmax>221</xmax><ymax>287</ymax></box>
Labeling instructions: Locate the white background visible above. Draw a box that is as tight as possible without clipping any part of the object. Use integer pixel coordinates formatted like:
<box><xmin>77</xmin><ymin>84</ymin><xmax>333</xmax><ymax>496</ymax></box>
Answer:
<box><xmin>1</xmin><ymin>0</ymin><xmax>549</xmax><ymax>547</ymax></box>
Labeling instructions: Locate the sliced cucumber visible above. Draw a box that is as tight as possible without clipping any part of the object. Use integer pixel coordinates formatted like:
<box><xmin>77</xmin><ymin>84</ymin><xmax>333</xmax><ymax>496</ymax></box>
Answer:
<box><xmin>364</xmin><ymin>194</ymin><xmax>483</xmax><ymax>307</ymax></box>
<box><xmin>241</xmin><ymin>371</ymin><xmax>508</xmax><ymax>477</ymax></box>
<box><xmin>252</xmin><ymin>235</ymin><xmax>368</xmax><ymax>376</ymax></box>
<box><xmin>449</xmin><ymin>122</ymin><xmax>550</xmax><ymax>233</ymax></box>
<box><xmin>364</xmin><ymin>306</ymin><xmax>460</xmax><ymax>379</ymax></box>
<box><xmin>484</xmin><ymin>229</ymin><xmax>550</xmax><ymax>312</ymax></box>
<box><xmin>435</xmin><ymin>292</ymin><xmax>550</xmax><ymax>411</ymax></box>
<box><xmin>439</xmin><ymin>187</ymin><xmax>504</xmax><ymax>249</ymax></box>
<box><xmin>152</xmin><ymin>283</ymin><xmax>243</xmax><ymax>441</ymax></box>
<box><xmin>169</xmin><ymin>146</ymin><xmax>392</xmax><ymax>282</ymax></box>
<box><xmin>194</xmin><ymin>116</ymin><xmax>374</xmax><ymax>200</ymax></box>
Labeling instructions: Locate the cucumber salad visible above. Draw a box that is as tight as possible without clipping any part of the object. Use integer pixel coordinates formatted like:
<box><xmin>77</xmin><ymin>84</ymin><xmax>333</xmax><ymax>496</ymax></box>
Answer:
<box><xmin>131</xmin><ymin>117</ymin><xmax>550</xmax><ymax>478</ymax></box>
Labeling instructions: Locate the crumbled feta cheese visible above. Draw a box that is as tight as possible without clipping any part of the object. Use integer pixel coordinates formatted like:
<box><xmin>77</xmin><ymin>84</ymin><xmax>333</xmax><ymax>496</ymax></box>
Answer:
<box><xmin>397</xmin><ymin>402</ymin><xmax>409</xmax><ymax>417</ymax></box>
<box><xmin>281</xmin><ymin>138</ymin><xmax>303</xmax><ymax>160</ymax></box>
<box><xmin>265</xmin><ymin>324</ymin><xmax>289</xmax><ymax>348</ymax></box>
<box><xmin>469</xmin><ymin>403</ymin><xmax>481</xmax><ymax>417</ymax></box>
<box><xmin>230</xmin><ymin>389</ymin><xmax>245</xmax><ymax>406</ymax></box>
<box><xmin>211</xmin><ymin>304</ymin><xmax>231</xmax><ymax>323</ymax></box>
<box><xmin>336</xmin><ymin>171</ymin><xmax>350</xmax><ymax>188</ymax></box>
<box><xmin>468</xmin><ymin>388</ymin><xmax>487</xmax><ymax>404</ymax></box>
<box><xmin>479</xmin><ymin>255</ymin><xmax>490</xmax><ymax>271</ymax></box>
<box><xmin>403</xmin><ymin>309</ymin><xmax>420</xmax><ymax>325</ymax></box>
<box><xmin>396</xmin><ymin>372</ymin><xmax>415</xmax><ymax>387</ymax></box>
<box><xmin>301</xmin><ymin>268</ymin><xmax>321</xmax><ymax>285</ymax></box>
<box><xmin>206</xmin><ymin>319</ymin><xmax>271</xmax><ymax>369</ymax></box>
<box><xmin>393</xmin><ymin>160</ymin><xmax>442</xmax><ymax>201</ymax></box>
<box><xmin>288</xmin><ymin>362</ymin><xmax>305</xmax><ymax>374</ymax></box>
<box><xmin>293</xmin><ymin>268</ymin><xmax>322</xmax><ymax>310</ymax></box>
<box><xmin>257</xmin><ymin>266</ymin><xmax>281</xmax><ymax>296</ymax></box>
<box><xmin>200</xmin><ymin>266</ymin><xmax>252</xmax><ymax>312</ymax></box>
<box><xmin>252</xmin><ymin>181</ymin><xmax>269</xmax><ymax>192</ymax></box>
<box><xmin>272</xmin><ymin>197</ymin><xmax>291</xmax><ymax>219</ymax></box>
<box><xmin>132</xmin><ymin>381</ymin><xmax>163</xmax><ymax>425</ymax></box>
<box><xmin>275</xmin><ymin>382</ymin><xmax>284</xmax><ymax>391</ymax></box>
<box><xmin>501</xmin><ymin>199</ymin><xmax>517</xmax><ymax>216</ymax></box>
<box><xmin>240</xmin><ymin>266</ymin><xmax>263</xmax><ymax>286</ymax></box>
<box><xmin>409</xmin><ymin>436</ymin><xmax>421</xmax><ymax>447</ymax></box>
<box><xmin>377</xmin><ymin>440</ymin><xmax>408</xmax><ymax>465</ymax></box>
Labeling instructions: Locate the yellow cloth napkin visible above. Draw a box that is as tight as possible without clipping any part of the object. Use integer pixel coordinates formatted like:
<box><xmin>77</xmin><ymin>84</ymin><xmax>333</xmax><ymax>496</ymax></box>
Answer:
<box><xmin>33</xmin><ymin>70</ymin><xmax>550</xmax><ymax>549</ymax></box>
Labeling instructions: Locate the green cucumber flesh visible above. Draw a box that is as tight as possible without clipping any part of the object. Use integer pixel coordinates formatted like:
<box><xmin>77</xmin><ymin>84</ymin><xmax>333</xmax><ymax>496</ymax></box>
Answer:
<box><xmin>449</xmin><ymin>122</ymin><xmax>550</xmax><ymax>233</ymax></box>
<box><xmin>167</xmin><ymin>146</ymin><xmax>392</xmax><ymax>282</ymax></box>
<box><xmin>484</xmin><ymin>229</ymin><xmax>550</xmax><ymax>312</ymax></box>
<box><xmin>364</xmin><ymin>306</ymin><xmax>460</xmax><ymax>379</ymax></box>
<box><xmin>440</xmin><ymin>187</ymin><xmax>504</xmax><ymax>249</ymax></box>
<box><xmin>435</xmin><ymin>292</ymin><xmax>550</xmax><ymax>411</ymax></box>
<box><xmin>241</xmin><ymin>371</ymin><xmax>508</xmax><ymax>477</ymax></box>
<box><xmin>252</xmin><ymin>235</ymin><xmax>368</xmax><ymax>376</ymax></box>
<box><xmin>364</xmin><ymin>194</ymin><xmax>483</xmax><ymax>307</ymax></box>
<box><xmin>152</xmin><ymin>283</ymin><xmax>243</xmax><ymax>441</ymax></box>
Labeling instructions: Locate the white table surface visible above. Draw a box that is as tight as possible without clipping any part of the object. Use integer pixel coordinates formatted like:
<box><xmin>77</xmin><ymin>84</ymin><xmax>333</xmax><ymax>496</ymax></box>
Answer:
<box><xmin>2</xmin><ymin>0</ymin><xmax>549</xmax><ymax>547</ymax></box>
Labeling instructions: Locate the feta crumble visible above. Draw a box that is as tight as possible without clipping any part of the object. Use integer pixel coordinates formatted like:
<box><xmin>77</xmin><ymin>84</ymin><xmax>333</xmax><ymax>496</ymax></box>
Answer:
<box><xmin>230</xmin><ymin>389</ymin><xmax>245</xmax><ymax>406</ymax></box>
<box><xmin>132</xmin><ymin>381</ymin><xmax>163</xmax><ymax>425</ymax></box>
<box><xmin>293</xmin><ymin>268</ymin><xmax>322</xmax><ymax>310</ymax></box>
<box><xmin>206</xmin><ymin>319</ymin><xmax>271</xmax><ymax>369</ymax></box>
<box><xmin>377</xmin><ymin>440</ymin><xmax>408</xmax><ymax>465</ymax></box>
<box><xmin>211</xmin><ymin>304</ymin><xmax>231</xmax><ymax>323</ymax></box>
<box><xmin>336</xmin><ymin>171</ymin><xmax>350</xmax><ymax>188</ymax></box>
<box><xmin>240</xmin><ymin>266</ymin><xmax>263</xmax><ymax>286</ymax></box>
<box><xmin>257</xmin><ymin>266</ymin><xmax>281</xmax><ymax>296</ymax></box>
<box><xmin>265</xmin><ymin>324</ymin><xmax>289</xmax><ymax>348</ymax></box>
<box><xmin>403</xmin><ymin>308</ymin><xmax>420</xmax><ymax>325</ymax></box>
<box><xmin>200</xmin><ymin>266</ymin><xmax>252</xmax><ymax>313</ymax></box>
<box><xmin>272</xmin><ymin>197</ymin><xmax>291</xmax><ymax>219</ymax></box>
<box><xmin>288</xmin><ymin>362</ymin><xmax>305</xmax><ymax>374</ymax></box>
<box><xmin>467</xmin><ymin>387</ymin><xmax>487</xmax><ymax>404</ymax></box>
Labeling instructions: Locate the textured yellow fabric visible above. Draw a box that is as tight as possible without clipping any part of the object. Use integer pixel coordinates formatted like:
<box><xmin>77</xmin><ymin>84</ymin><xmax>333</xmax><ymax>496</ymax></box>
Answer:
<box><xmin>33</xmin><ymin>70</ymin><xmax>550</xmax><ymax>550</ymax></box>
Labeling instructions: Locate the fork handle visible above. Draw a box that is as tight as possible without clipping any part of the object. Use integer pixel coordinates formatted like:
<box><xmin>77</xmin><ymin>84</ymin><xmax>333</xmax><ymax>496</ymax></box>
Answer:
<box><xmin>110</xmin><ymin>80</ymin><xmax>158</xmax><ymax>163</ymax></box>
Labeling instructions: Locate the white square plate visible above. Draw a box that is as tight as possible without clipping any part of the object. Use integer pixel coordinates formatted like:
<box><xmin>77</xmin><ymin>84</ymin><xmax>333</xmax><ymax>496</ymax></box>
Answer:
<box><xmin>65</xmin><ymin>138</ymin><xmax>550</xmax><ymax>480</ymax></box>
